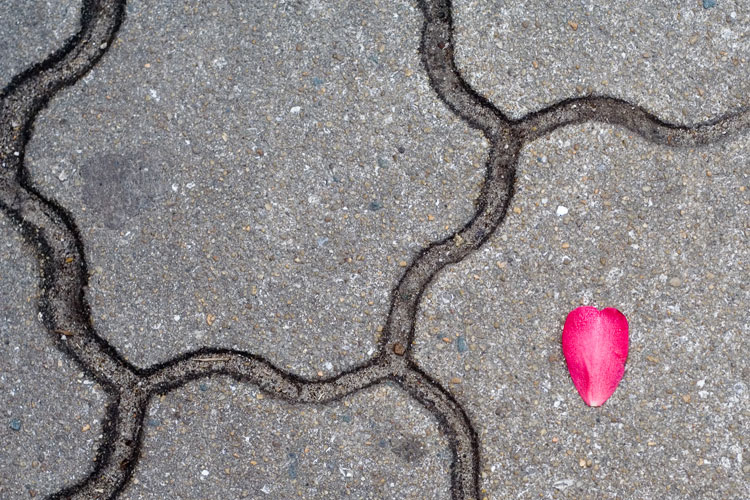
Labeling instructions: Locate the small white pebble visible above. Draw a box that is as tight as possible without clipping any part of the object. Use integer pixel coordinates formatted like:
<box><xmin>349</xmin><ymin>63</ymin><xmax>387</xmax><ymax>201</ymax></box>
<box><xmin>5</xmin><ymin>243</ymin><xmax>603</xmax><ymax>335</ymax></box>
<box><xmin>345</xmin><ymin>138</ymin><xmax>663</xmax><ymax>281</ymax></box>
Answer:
<box><xmin>201</xmin><ymin>469</ymin><xmax>209</xmax><ymax>477</ymax></box>
<box><xmin>556</xmin><ymin>205</ymin><xmax>568</xmax><ymax>216</ymax></box>
<box><xmin>290</xmin><ymin>106</ymin><xmax>301</xmax><ymax>114</ymax></box>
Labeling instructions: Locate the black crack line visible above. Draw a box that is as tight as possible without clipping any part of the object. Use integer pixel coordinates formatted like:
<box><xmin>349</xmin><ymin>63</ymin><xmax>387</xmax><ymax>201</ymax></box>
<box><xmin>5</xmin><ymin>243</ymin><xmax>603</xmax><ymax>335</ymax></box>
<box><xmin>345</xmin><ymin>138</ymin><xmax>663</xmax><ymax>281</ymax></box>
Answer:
<box><xmin>0</xmin><ymin>0</ymin><xmax>748</xmax><ymax>499</ymax></box>
<box><xmin>515</xmin><ymin>95</ymin><xmax>750</xmax><ymax>146</ymax></box>
<box><xmin>387</xmin><ymin>1</ymin><xmax>749</xmax><ymax>499</ymax></box>
<box><xmin>0</xmin><ymin>0</ymin><xmax>136</xmax><ymax>392</ymax></box>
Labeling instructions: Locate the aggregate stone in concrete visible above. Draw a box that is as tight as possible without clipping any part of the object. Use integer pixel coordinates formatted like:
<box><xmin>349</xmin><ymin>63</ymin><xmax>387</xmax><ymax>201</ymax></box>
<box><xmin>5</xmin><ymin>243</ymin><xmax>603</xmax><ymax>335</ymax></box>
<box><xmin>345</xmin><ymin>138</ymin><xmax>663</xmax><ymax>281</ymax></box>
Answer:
<box><xmin>413</xmin><ymin>125</ymin><xmax>749</xmax><ymax>499</ymax></box>
<box><xmin>25</xmin><ymin>0</ymin><xmax>486</xmax><ymax>375</ymax></box>
<box><xmin>453</xmin><ymin>0</ymin><xmax>750</xmax><ymax>123</ymax></box>
<box><xmin>121</xmin><ymin>379</ymin><xmax>451</xmax><ymax>500</ymax></box>
<box><xmin>0</xmin><ymin>213</ymin><xmax>106</xmax><ymax>499</ymax></box>
<box><xmin>0</xmin><ymin>0</ymin><xmax>82</xmax><ymax>89</ymax></box>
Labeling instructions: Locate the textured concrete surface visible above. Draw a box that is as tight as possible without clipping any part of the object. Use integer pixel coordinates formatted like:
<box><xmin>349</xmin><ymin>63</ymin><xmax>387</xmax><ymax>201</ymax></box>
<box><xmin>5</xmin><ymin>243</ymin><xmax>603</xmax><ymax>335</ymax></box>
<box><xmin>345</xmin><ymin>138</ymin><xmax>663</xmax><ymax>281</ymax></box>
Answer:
<box><xmin>1</xmin><ymin>0</ymin><xmax>748</xmax><ymax>499</ymax></box>
<box><xmin>122</xmin><ymin>381</ymin><xmax>450</xmax><ymax>499</ymax></box>
<box><xmin>0</xmin><ymin>0</ymin><xmax>82</xmax><ymax>89</ymax></box>
<box><xmin>26</xmin><ymin>0</ymin><xmax>485</xmax><ymax>375</ymax></box>
<box><xmin>0</xmin><ymin>213</ymin><xmax>106</xmax><ymax>499</ymax></box>
<box><xmin>414</xmin><ymin>125</ymin><xmax>749</xmax><ymax>498</ymax></box>
<box><xmin>453</xmin><ymin>0</ymin><xmax>750</xmax><ymax>122</ymax></box>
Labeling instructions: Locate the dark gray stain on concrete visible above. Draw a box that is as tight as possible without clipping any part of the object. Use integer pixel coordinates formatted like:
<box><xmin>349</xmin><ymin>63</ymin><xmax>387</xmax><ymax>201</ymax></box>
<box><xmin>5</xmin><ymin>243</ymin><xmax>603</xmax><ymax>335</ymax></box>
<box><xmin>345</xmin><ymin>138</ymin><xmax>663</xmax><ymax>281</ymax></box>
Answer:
<box><xmin>390</xmin><ymin>435</ymin><xmax>427</xmax><ymax>464</ymax></box>
<box><xmin>81</xmin><ymin>152</ymin><xmax>165</xmax><ymax>229</ymax></box>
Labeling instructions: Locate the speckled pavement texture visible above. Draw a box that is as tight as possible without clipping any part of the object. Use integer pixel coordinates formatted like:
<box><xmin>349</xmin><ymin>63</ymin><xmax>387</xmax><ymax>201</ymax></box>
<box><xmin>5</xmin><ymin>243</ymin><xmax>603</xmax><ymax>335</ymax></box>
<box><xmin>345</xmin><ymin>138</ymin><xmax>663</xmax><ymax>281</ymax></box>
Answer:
<box><xmin>0</xmin><ymin>1</ymin><xmax>748</xmax><ymax>499</ymax></box>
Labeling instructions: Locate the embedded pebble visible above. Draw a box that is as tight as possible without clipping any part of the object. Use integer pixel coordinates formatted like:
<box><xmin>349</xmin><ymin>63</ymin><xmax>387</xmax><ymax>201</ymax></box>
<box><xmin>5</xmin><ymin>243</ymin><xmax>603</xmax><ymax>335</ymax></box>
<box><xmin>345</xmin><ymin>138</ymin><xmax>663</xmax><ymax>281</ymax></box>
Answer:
<box><xmin>553</xmin><ymin>478</ymin><xmax>575</xmax><ymax>491</ymax></box>
<box><xmin>368</xmin><ymin>200</ymin><xmax>384</xmax><ymax>211</ymax></box>
<box><xmin>456</xmin><ymin>336</ymin><xmax>469</xmax><ymax>353</ymax></box>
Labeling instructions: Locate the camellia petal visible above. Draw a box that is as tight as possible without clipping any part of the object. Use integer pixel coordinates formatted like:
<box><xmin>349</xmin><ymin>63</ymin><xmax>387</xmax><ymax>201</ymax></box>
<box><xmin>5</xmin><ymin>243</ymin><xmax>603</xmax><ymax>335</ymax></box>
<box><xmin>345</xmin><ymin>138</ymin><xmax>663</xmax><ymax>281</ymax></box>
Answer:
<box><xmin>562</xmin><ymin>306</ymin><xmax>629</xmax><ymax>407</ymax></box>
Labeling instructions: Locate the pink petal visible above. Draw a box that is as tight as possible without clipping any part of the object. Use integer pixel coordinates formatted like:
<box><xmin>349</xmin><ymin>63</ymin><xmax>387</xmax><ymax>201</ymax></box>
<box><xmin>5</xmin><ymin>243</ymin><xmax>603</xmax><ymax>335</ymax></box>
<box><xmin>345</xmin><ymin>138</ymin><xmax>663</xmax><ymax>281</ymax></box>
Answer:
<box><xmin>562</xmin><ymin>306</ymin><xmax>629</xmax><ymax>406</ymax></box>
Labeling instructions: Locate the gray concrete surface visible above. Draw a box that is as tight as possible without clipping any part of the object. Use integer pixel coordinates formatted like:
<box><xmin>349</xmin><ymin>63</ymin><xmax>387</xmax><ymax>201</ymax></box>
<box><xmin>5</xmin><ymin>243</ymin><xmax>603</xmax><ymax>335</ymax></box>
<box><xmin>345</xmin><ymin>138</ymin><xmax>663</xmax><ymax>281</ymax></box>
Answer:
<box><xmin>1</xmin><ymin>0</ymin><xmax>748</xmax><ymax>499</ymax></box>
<box><xmin>26</xmin><ymin>0</ymin><xmax>485</xmax><ymax>376</ymax></box>
<box><xmin>122</xmin><ymin>380</ymin><xmax>450</xmax><ymax>499</ymax></box>
<box><xmin>414</xmin><ymin>124</ymin><xmax>749</xmax><ymax>498</ymax></box>
<box><xmin>0</xmin><ymin>0</ymin><xmax>81</xmax><ymax>89</ymax></box>
<box><xmin>453</xmin><ymin>0</ymin><xmax>750</xmax><ymax>122</ymax></box>
<box><xmin>0</xmin><ymin>213</ymin><xmax>106</xmax><ymax>499</ymax></box>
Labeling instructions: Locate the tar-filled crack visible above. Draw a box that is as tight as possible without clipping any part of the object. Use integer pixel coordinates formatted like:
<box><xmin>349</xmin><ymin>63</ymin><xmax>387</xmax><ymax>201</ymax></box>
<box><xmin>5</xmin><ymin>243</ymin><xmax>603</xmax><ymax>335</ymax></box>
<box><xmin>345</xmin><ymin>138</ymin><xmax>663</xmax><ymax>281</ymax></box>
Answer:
<box><xmin>0</xmin><ymin>0</ymin><xmax>747</xmax><ymax>499</ymax></box>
